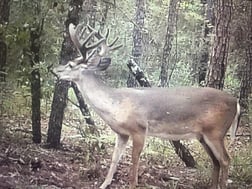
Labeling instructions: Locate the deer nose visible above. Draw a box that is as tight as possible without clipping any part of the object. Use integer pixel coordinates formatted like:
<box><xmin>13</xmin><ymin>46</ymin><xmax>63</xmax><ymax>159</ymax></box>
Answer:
<box><xmin>97</xmin><ymin>57</ymin><xmax>111</xmax><ymax>71</ymax></box>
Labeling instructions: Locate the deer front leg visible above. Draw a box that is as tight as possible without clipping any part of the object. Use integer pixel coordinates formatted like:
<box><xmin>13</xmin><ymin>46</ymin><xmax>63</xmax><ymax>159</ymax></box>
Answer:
<box><xmin>100</xmin><ymin>134</ymin><xmax>129</xmax><ymax>189</ymax></box>
<box><xmin>129</xmin><ymin>133</ymin><xmax>145</xmax><ymax>189</ymax></box>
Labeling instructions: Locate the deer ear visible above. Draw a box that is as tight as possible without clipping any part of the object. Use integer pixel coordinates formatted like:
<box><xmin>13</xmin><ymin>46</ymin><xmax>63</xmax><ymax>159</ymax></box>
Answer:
<box><xmin>97</xmin><ymin>58</ymin><xmax>111</xmax><ymax>71</ymax></box>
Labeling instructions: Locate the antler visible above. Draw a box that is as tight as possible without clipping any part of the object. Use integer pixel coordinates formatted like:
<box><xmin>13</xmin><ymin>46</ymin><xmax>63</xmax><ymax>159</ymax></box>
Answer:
<box><xmin>87</xmin><ymin>25</ymin><xmax>123</xmax><ymax>57</ymax></box>
<box><xmin>69</xmin><ymin>23</ymin><xmax>105</xmax><ymax>64</ymax></box>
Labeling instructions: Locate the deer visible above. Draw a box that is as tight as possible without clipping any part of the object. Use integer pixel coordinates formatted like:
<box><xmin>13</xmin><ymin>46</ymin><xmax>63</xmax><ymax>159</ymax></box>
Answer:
<box><xmin>53</xmin><ymin>23</ymin><xmax>240</xmax><ymax>189</ymax></box>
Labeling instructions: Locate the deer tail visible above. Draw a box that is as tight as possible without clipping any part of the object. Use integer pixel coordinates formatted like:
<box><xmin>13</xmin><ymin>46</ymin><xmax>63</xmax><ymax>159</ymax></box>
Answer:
<box><xmin>230</xmin><ymin>99</ymin><xmax>241</xmax><ymax>141</ymax></box>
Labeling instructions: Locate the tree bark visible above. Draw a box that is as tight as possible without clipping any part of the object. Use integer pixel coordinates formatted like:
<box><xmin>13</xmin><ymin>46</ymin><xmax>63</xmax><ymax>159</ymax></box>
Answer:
<box><xmin>127</xmin><ymin>59</ymin><xmax>196</xmax><ymax>168</ymax></box>
<box><xmin>30</xmin><ymin>19</ymin><xmax>44</xmax><ymax>144</ymax></box>
<box><xmin>127</xmin><ymin>0</ymin><xmax>145</xmax><ymax>87</ymax></box>
<box><xmin>159</xmin><ymin>0</ymin><xmax>179</xmax><ymax>87</ymax></box>
<box><xmin>0</xmin><ymin>0</ymin><xmax>10</xmax><ymax>82</ymax></box>
<box><xmin>71</xmin><ymin>83</ymin><xmax>95</xmax><ymax>126</ymax></box>
<box><xmin>238</xmin><ymin>2</ymin><xmax>252</xmax><ymax>140</ymax></box>
<box><xmin>47</xmin><ymin>0</ymin><xmax>84</xmax><ymax>148</ymax></box>
<box><xmin>206</xmin><ymin>0</ymin><xmax>232</xmax><ymax>89</ymax></box>
<box><xmin>198</xmin><ymin>0</ymin><xmax>214</xmax><ymax>85</ymax></box>
<box><xmin>0</xmin><ymin>40</ymin><xmax>7</xmax><ymax>82</ymax></box>
<box><xmin>127</xmin><ymin>59</ymin><xmax>151</xmax><ymax>87</ymax></box>
<box><xmin>239</xmin><ymin>1</ymin><xmax>252</xmax><ymax>113</ymax></box>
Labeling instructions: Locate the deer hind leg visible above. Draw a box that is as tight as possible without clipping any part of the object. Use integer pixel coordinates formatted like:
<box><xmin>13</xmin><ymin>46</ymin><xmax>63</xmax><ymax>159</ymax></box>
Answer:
<box><xmin>100</xmin><ymin>134</ymin><xmax>129</xmax><ymax>189</ymax></box>
<box><xmin>129</xmin><ymin>133</ymin><xmax>145</xmax><ymax>189</ymax></box>
<box><xmin>203</xmin><ymin>135</ymin><xmax>230</xmax><ymax>189</ymax></box>
<box><xmin>200</xmin><ymin>137</ymin><xmax>220</xmax><ymax>189</ymax></box>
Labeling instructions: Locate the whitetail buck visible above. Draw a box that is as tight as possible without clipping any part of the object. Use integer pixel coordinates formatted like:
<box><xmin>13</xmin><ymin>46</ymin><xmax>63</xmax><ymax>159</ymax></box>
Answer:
<box><xmin>54</xmin><ymin>23</ymin><xmax>240</xmax><ymax>189</ymax></box>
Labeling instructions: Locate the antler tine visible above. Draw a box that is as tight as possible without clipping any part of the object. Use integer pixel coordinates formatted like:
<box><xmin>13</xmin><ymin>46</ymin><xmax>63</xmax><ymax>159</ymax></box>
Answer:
<box><xmin>88</xmin><ymin>25</ymin><xmax>123</xmax><ymax>55</ymax></box>
<box><xmin>69</xmin><ymin>23</ymin><xmax>82</xmax><ymax>54</ymax></box>
<box><xmin>108</xmin><ymin>37</ymin><xmax>123</xmax><ymax>50</ymax></box>
<box><xmin>97</xmin><ymin>29</ymin><xmax>123</xmax><ymax>56</ymax></box>
<box><xmin>79</xmin><ymin>30</ymin><xmax>98</xmax><ymax>54</ymax></box>
<box><xmin>78</xmin><ymin>23</ymin><xmax>87</xmax><ymax>40</ymax></box>
<box><xmin>69</xmin><ymin>23</ymin><xmax>106</xmax><ymax>64</ymax></box>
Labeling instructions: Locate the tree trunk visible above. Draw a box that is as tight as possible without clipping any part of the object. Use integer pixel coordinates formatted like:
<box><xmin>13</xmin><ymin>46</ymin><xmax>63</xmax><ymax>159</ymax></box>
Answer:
<box><xmin>238</xmin><ymin>1</ymin><xmax>252</xmax><ymax>141</ymax></box>
<box><xmin>71</xmin><ymin>83</ymin><xmax>95</xmax><ymax>126</ymax></box>
<box><xmin>127</xmin><ymin>0</ymin><xmax>145</xmax><ymax>87</ymax></box>
<box><xmin>127</xmin><ymin>59</ymin><xmax>196</xmax><ymax>168</ymax></box>
<box><xmin>47</xmin><ymin>0</ymin><xmax>84</xmax><ymax>148</ymax></box>
<box><xmin>0</xmin><ymin>40</ymin><xmax>7</xmax><ymax>82</ymax></box>
<box><xmin>159</xmin><ymin>0</ymin><xmax>179</xmax><ymax>87</ymax></box>
<box><xmin>127</xmin><ymin>59</ymin><xmax>151</xmax><ymax>87</ymax></box>
<box><xmin>239</xmin><ymin>50</ymin><xmax>252</xmax><ymax>112</ymax></box>
<box><xmin>206</xmin><ymin>0</ymin><xmax>232</xmax><ymax>89</ymax></box>
<box><xmin>30</xmin><ymin>19</ymin><xmax>44</xmax><ymax>143</ymax></box>
<box><xmin>198</xmin><ymin>0</ymin><xmax>214</xmax><ymax>85</ymax></box>
<box><xmin>0</xmin><ymin>0</ymin><xmax>10</xmax><ymax>82</ymax></box>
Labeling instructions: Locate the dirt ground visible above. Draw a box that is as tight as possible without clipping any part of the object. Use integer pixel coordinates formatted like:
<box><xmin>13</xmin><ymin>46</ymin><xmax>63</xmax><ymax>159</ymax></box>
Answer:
<box><xmin>0</xmin><ymin>115</ymin><xmax>251</xmax><ymax>189</ymax></box>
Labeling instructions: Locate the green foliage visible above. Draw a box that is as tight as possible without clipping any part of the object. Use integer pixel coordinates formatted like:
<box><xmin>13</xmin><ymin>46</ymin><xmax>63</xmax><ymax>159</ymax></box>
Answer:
<box><xmin>3</xmin><ymin>0</ymin><xmax>68</xmax><ymax>116</ymax></box>
<box><xmin>1</xmin><ymin>84</ymin><xmax>31</xmax><ymax>116</ymax></box>
<box><xmin>231</xmin><ymin>144</ymin><xmax>252</xmax><ymax>183</ymax></box>
<box><xmin>3</xmin><ymin>0</ymin><xmax>247</xmax><ymax>116</ymax></box>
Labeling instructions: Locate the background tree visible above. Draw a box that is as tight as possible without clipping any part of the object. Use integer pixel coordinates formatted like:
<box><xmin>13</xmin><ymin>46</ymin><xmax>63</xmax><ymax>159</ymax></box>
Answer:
<box><xmin>0</xmin><ymin>0</ymin><xmax>10</xmax><ymax>82</ymax></box>
<box><xmin>198</xmin><ymin>0</ymin><xmax>214</xmax><ymax>85</ymax></box>
<box><xmin>29</xmin><ymin>11</ymin><xmax>44</xmax><ymax>144</ymax></box>
<box><xmin>159</xmin><ymin>0</ymin><xmax>180</xmax><ymax>87</ymax></box>
<box><xmin>127</xmin><ymin>0</ymin><xmax>145</xmax><ymax>87</ymax></box>
<box><xmin>47</xmin><ymin>0</ymin><xmax>84</xmax><ymax>148</ymax></box>
<box><xmin>206</xmin><ymin>0</ymin><xmax>232</xmax><ymax>89</ymax></box>
<box><xmin>234</xmin><ymin>0</ymin><xmax>252</xmax><ymax>140</ymax></box>
<box><xmin>237</xmin><ymin>1</ymin><xmax>252</xmax><ymax>113</ymax></box>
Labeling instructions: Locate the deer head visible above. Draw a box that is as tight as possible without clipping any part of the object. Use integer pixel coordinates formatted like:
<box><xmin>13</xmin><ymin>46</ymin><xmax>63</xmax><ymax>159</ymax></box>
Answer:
<box><xmin>54</xmin><ymin>23</ymin><xmax>122</xmax><ymax>82</ymax></box>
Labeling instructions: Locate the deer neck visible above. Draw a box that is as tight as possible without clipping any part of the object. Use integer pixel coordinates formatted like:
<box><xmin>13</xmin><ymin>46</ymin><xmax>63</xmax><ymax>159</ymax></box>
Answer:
<box><xmin>75</xmin><ymin>71</ymin><xmax>118</xmax><ymax>122</ymax></box>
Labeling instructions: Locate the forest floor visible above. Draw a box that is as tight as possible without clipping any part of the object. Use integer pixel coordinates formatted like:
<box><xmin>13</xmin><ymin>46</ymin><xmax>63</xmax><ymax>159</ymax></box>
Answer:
<box><xmin>0</xmin><ymin>115</ymin><xmax>251</xmax><ymax>189</ymax></box>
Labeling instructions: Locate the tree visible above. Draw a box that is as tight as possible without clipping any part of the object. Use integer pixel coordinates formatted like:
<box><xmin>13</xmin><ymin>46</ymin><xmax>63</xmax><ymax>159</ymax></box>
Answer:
<box><xmin>47</xmin><ymin>0</ymin><xmax>85</xmax><ymax>148</ymax></box>
<box><xmin>159</xmin><ymin>0</ymin><xmax>179</xmax><ymax>87</ymax></box>
<box><xmin>237</xmin><ymin>1</ymin><xmax>252</xmax><ymax>141</ymax></box>
<box><xmin>30</xmin><ymin>17</ymin><xmax>44</xmax><ymax>144</ymax></box>
<box><xmin>238</xmin><ymin>1</ymin><xmax>252</xmax><ymax>113</ymax></box>
<box><xmin>198</xmin><ymin>0</ymin><xmax>214</xmax><ymax>85</ymax></box>
<box><xmin>0</xmin><ymin>0</ymin><xmax>10</xmax><ymax>82</ymax></box>
<box><xmin>127</xmin><ymin>0</ymin><xmax>145</xmax><ymax>87</ymax></box>
<box><xmin>206</xmin><ymin>0</ymin><xmax>232</xmax><ymax>89</ymax></box>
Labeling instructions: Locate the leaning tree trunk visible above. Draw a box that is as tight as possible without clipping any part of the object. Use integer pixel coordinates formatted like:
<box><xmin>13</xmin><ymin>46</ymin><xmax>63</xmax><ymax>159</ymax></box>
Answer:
<box><xmin>29</xmin><ymin>19</ymin><xmax>44</xmax><ymax>144</ymax></box>
<box><xmin>127</xmin><ymin>0</ymin><xmax>145</xmax><ymax>87</ymax></box>
<box><xmin>0</xmin><ymin>0</ymin><xmax>10</xmax><ymax>82</ymax></box>
<box><xmin>206</xmin><ymin>0</ymin><xmax>232</xmax><ymax>89</ymax></box>
<box><xmin>127</xmin><ymin>59</ymin><xmax>196</xmax><ymax>168</ymax></box>
<box><xmin>47</xmin><ymin>0</ymin><xmax>85</xmax><ymax>148</ymax></box>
